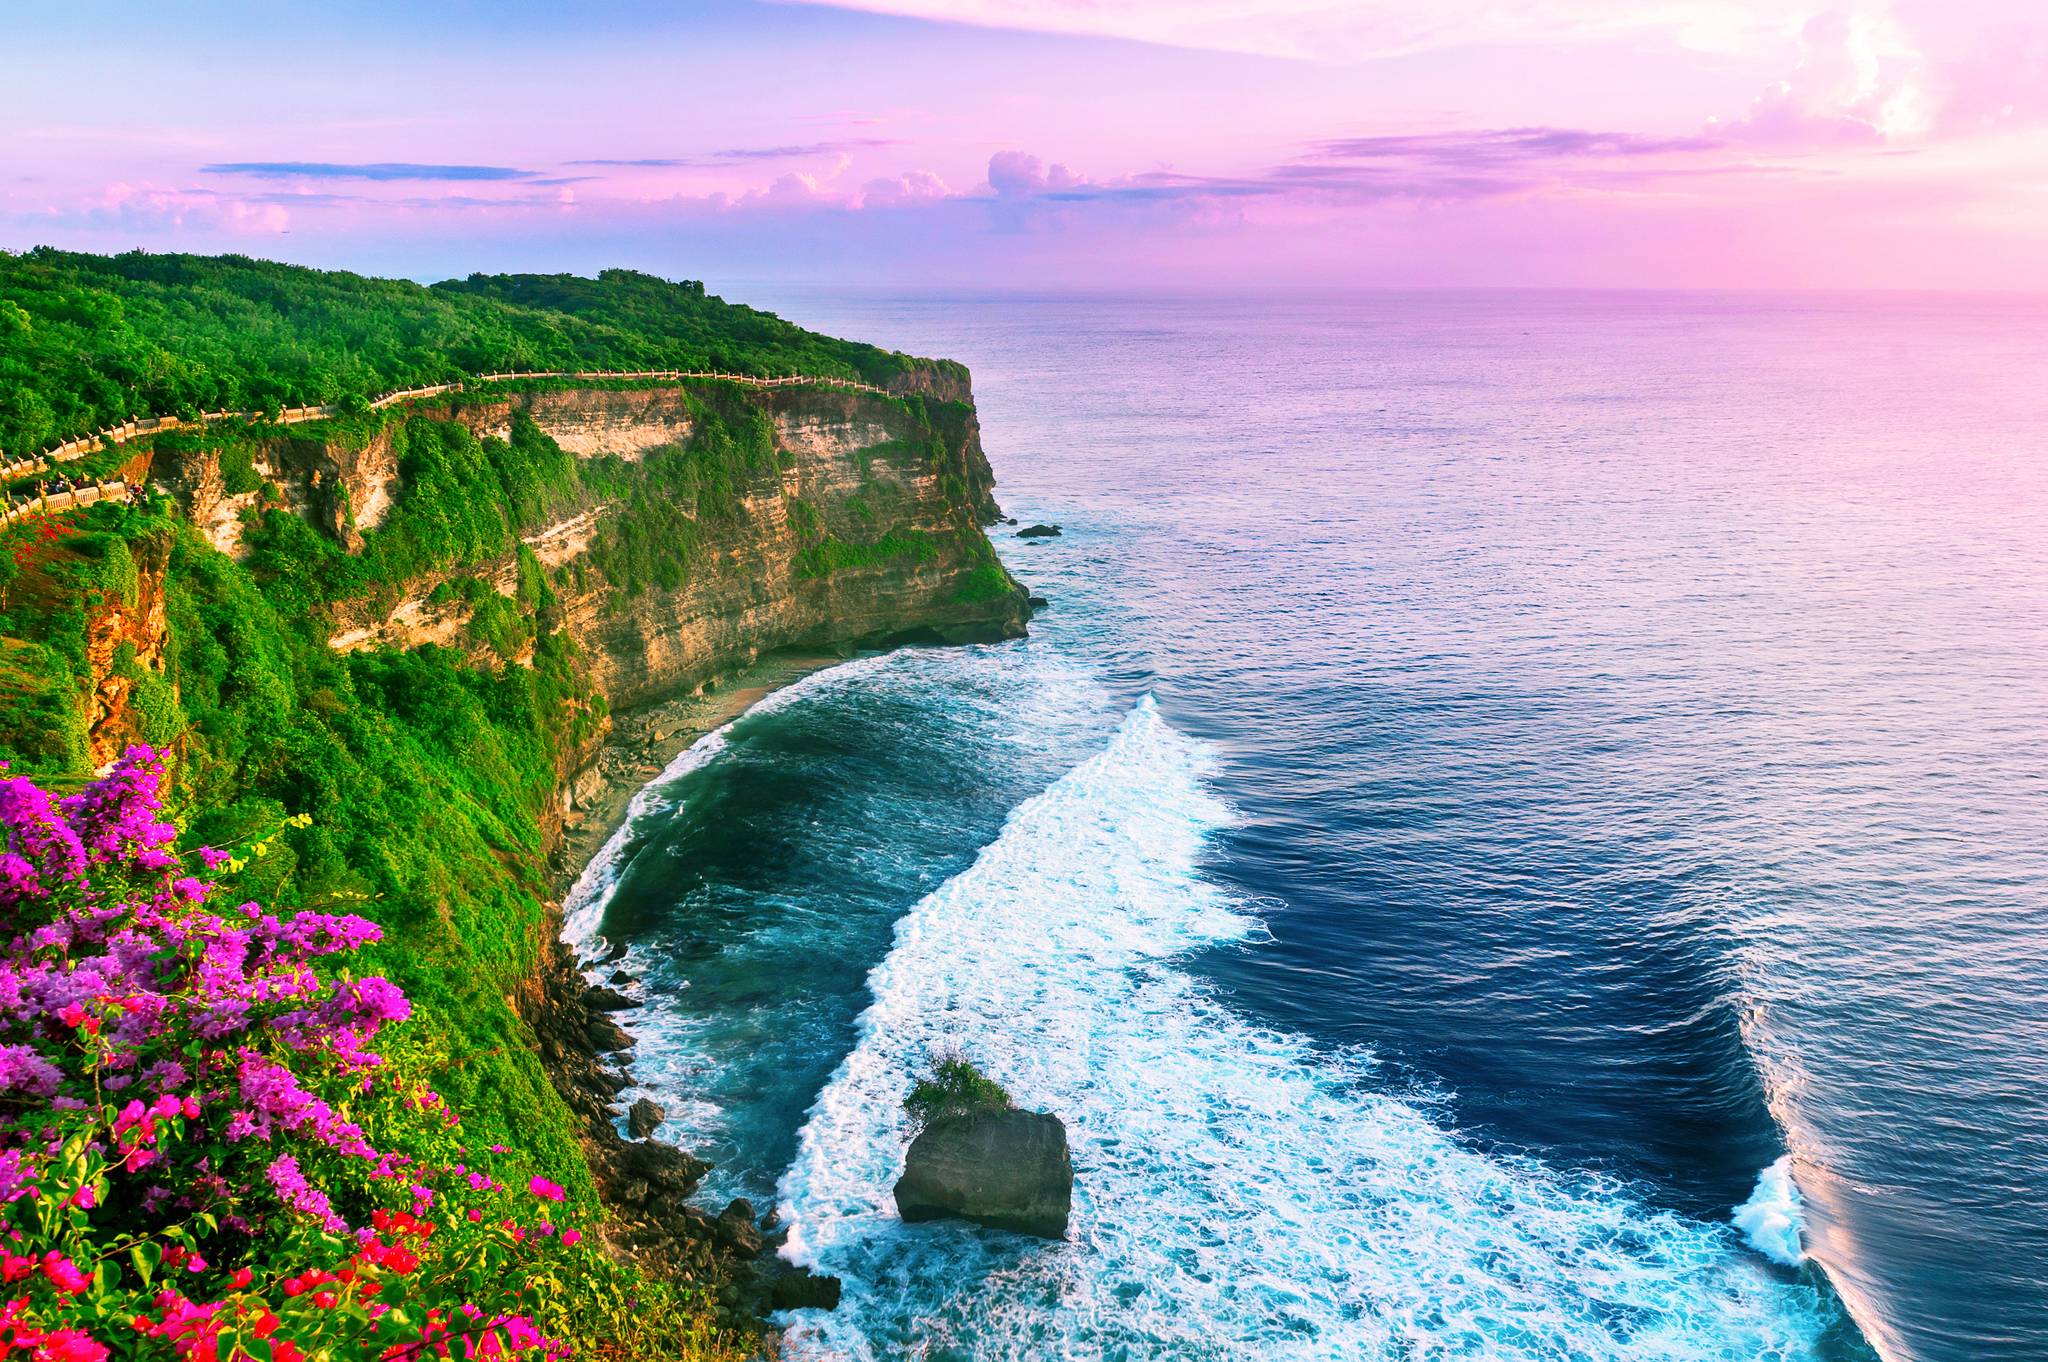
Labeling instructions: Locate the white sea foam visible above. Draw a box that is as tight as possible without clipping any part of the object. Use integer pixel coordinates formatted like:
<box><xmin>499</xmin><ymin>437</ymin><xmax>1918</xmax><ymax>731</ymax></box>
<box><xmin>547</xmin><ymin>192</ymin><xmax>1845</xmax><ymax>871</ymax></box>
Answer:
<box><xmin>562</xmin><ymin>642</ymin><xmax>1118</xmax><ymax>1159</ymax></box>
<box><xmin>775</xmin><ymin>696</ymin><xmax>1839</xmax><ymax>1361</ymax></box>
<box><xmin>1734</xmin><ymin>1156</ymin><xmax>1806</xmax><ymax>1267</ymax></box>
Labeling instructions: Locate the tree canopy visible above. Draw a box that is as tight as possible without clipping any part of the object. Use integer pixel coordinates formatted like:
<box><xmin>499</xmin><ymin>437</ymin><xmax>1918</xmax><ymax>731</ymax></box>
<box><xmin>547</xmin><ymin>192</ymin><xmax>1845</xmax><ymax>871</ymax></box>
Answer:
<box><xmin>0</xmin><ymin>248</ymin><xmax>954</xmax><ymax>457</ymax></box>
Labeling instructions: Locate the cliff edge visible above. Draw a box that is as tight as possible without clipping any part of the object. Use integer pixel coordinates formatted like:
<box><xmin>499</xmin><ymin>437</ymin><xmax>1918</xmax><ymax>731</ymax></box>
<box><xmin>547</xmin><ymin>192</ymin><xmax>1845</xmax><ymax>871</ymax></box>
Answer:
<box><xmin>0</xmin><ymin>252</ymin><xmax>1031</xmax><ymax>1340</ymax></box>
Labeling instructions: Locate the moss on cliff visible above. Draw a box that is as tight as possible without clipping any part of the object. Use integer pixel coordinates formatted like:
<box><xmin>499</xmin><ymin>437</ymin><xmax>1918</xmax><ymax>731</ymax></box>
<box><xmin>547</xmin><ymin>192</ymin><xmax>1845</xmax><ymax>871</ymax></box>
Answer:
<box><xmin>794</xmin><ymin>529</ymin><xmax>941</xmax><ymax>578</ymax></box>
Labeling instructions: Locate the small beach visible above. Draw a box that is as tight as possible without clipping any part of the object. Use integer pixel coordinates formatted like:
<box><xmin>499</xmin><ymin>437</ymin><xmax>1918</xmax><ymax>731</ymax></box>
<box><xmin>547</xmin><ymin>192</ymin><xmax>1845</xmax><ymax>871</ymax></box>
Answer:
<box><xmin>548</xmin><ymin>651</ymin><xmax>846</xmax><ymax>905</ymax></box>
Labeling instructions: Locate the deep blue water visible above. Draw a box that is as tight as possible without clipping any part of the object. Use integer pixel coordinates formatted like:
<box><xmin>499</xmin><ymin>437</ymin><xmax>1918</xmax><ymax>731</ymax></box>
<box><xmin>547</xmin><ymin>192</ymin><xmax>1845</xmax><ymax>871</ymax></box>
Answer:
<box><xmin>566</xmin><ymin>291</ymin><xmax>2048</xmax><ymax>1362</ymax></box>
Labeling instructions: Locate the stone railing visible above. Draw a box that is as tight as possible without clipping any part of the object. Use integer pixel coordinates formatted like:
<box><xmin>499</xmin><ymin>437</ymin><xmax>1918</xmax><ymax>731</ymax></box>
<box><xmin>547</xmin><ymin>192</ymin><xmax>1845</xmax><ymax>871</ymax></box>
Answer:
<box><xmin>0</xmin><ymin>478</ymin><xmax>129</xmax><ymax>529</ymax></box>
<box><xmin>470</xmin><ymin>369</ymin><xmax>884</xmax><ymax>394</ymax></box>
<box><xmin>3</xmin><ymin>368</ymin><xmax>888</xmax><ymax>482</ymax></box>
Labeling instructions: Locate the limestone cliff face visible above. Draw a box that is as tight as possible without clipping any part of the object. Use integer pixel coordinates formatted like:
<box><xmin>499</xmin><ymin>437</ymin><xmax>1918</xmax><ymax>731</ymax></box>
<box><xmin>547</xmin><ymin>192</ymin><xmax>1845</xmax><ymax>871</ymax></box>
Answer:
<box><xmin>156</xmin><ymin>379</ymin><xmax>1028</xmax><ymax>721</ymax></box>
<box><xmin>882</xmin><ymin>365</ymin><xmax>1002</xmax><ymax>524</ymax></box>
<box><xmin>79</xmin><ymin>531</ymin><xmax>172</xmax><ymax>769</ymax></box>
<box><xmin>508</xmin><ymin>384</ymin><xmax>1020</xmax><ymax>709</ymax></box>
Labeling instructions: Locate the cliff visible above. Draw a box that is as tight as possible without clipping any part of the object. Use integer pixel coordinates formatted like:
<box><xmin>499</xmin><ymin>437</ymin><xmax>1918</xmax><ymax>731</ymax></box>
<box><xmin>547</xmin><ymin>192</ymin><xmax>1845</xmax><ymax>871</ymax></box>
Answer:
<box><xmin>140</xmin><ymin>376</ymin><xmax>1025</xmax><ymax>719</ymax></box>
<box><xmin>0</xmin><ymin>251</ymin><xmax>1034</xmax><ymax>1346</ymax></box>
<box><xmin>37</xmin><ymin>368</ymin><xmax>1016</xmax><ymax>1256</ymax></box>
<box><xmin>329</xmin><ymin>383</ymin><xmax>1017</xmax><ymax>704</ymax></box>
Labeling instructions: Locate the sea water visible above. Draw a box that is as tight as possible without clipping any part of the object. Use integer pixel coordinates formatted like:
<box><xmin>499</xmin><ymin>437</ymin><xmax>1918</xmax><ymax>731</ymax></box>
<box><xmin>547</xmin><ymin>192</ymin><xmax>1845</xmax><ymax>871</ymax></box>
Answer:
<box><xmin>567</xmin><ymin>291</ymin><xmax>2048</xmax><ymax>1362</ymax></box>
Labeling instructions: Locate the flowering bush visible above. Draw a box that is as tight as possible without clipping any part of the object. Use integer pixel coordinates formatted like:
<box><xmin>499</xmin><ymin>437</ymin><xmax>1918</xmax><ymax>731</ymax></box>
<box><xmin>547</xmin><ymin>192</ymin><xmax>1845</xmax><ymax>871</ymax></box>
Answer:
<box><xmin>2</xmin><ymin>510</ymin><xmax>82</xmax><ymax>576</ymax></box>
<box><xmin>0</xmin><ymin>747</ymin><xmax>742</xmax><ymax>1361</ymax></box>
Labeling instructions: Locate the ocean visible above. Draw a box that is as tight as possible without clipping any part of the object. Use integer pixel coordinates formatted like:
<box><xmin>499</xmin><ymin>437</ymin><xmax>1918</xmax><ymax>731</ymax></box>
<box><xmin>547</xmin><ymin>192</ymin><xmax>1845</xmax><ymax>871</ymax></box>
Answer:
<box><xmin>562</xmin><ymin>290</ymin><xmax>2048</xmax><ymax>1362</ymax></box>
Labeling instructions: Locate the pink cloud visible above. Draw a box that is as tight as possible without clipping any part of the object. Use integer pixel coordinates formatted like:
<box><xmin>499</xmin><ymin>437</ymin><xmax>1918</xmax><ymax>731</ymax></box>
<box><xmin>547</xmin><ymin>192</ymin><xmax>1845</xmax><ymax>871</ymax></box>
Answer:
<box><xmin>26</xmin><ymin>184</ymin><xmax>291</xmax><ymax>235</ymax></box>
<box><xmin>860</xmin><ymin>170</ymin><xmax>954</xmax><ymax>207</ymax></box>
<box><xmin>985</xmin><ymin>151</ymin><xmax>1089</xmax><ymax>198</ymax></box>
<box><xmin>1714</xmin><ymin>7</ymin><xmax>1930</xmax><ymax>145</ymax></box>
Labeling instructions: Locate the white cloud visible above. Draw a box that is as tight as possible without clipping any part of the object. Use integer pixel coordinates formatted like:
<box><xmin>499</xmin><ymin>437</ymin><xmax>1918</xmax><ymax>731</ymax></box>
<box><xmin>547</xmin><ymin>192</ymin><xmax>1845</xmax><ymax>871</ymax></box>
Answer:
<box><xmin>27</xmin><ymin>184</ymin><xmax>293</xmax><ymax>234</ymax></box>
<box><xmin>1716</xmin><ymin>7</ymin><xmax>1931</xmax><ymax>143</ymax></box>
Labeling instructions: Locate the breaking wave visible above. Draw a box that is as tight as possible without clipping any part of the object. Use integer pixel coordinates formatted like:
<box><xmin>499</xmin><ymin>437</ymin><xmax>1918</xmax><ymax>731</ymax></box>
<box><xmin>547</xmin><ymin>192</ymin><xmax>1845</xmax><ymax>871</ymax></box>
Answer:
<box><xmin>775</xmin><ymin>697</ymin><xmax>1842</xmax><ymax>1360</ymax></box>
<box><xmin>1735</xmin><ymin>1157</ymin><xmax>1807</xmax><ymax>1268</ymax></box>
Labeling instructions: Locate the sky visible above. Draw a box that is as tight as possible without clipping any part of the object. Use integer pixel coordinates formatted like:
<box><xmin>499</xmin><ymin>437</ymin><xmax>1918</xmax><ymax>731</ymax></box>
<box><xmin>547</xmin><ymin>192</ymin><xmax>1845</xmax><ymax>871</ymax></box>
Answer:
<box><xmin>3</xmin><ymin>0</ymin><xmax>2045</xmax><ymax>291</ymax></box>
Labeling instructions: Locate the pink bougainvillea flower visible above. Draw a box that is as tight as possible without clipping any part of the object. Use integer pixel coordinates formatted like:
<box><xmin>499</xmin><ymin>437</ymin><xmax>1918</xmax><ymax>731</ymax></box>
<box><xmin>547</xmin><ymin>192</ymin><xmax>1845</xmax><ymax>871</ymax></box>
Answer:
<box><xmin>41</xmin><ymin>1251</ymin><xmax>90</xmax><ymax>1295</ymax></box>
<box><xmin>35</xmin><ymin>1327</ymin><xmax>109</xmax><ymax>1362</ymax></box>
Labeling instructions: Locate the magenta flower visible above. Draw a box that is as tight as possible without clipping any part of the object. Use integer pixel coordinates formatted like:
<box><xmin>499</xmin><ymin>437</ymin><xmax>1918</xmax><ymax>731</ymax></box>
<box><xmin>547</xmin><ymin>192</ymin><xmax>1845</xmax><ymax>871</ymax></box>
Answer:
<box><xmin>41</xmin><ymin>1251</ymin><xmax>90</xmax><ymax>1294</ymax></box>
<box><xmin>527</xmin><ymin>1175</ymin><xmax>565</xmax><ymax>1203</ymax></box>
<box><xmin>0</xmin><ymin>1044</ymin><xmax>60</xmax><ymax>1098</ymax></box>
<box><xmin>266</xmin><ymin>1154</ymin><xmax>347</xmax><ymax>1233</ymax></box>
<box><xmin>33</xmin><ymin>1328</ymin><xmax>106</xmax><ymax>1362</ymax></box>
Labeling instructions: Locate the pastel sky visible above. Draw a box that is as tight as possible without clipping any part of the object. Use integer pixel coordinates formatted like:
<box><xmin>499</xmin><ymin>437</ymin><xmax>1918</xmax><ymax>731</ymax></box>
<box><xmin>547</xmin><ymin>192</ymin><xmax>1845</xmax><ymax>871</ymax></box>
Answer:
<box><xmin>4</xmin><ymin>0</ymin><xmax>2045</xmax><ymax>290</ymax></box>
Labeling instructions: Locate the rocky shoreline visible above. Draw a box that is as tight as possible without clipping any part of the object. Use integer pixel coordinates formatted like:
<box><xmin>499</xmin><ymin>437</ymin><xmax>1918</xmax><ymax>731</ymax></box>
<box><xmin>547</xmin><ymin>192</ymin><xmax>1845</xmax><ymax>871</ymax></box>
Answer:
<box><xmin>522</xmin><ymin>651</ymin><xmax>849</xmax><ymax>1331</ymax></box>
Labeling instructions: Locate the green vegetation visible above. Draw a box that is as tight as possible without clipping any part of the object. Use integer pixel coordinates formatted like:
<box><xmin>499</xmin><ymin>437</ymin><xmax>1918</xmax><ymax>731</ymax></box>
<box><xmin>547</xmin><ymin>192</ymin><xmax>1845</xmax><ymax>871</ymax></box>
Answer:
<box><xmin>0</xmin><ymin>492</ymin><xmax>610</xmax><ymax>1194</ymax></box>
<box><xmin>441</xmin><ymin>269</ymin><xmax>969</xmax><ymax>391</ymax></box>
<box><xmin>794</xmin><ymin>528</ymin><xmax>940</xmax><ymax>579</ymax></box>
<box><xmin>0</xmin><ymin>490</ymin><xmax>600</xmax><ymax>1180</ymax></box>
<box><xmin>216</xmin><ymin>439</ymin><xmax>265</xmax><ymax>495</ymax></box>
<box><xmin>905</xmin><ymin>1055</ymin><xmax>1014</xmax><ymax>1133</ymax></box>
<box><xmin>0</xmin><ymin>247</ymin><xmax>963</xmax><ymax>456</ymax></box>
<box><xmin>0</xmin><ymin>392</ymin><xmax>998</xmax><ymax>1191</ymax></box>
<box><xmin>0</xmin><ymin>509</ymin><xmax>147</xmax><ymax>769</ymax></box>
<box><xmin>953</xmin><ymin>562</ymin><xmax>1019</xmax><ymax>603</ymax></box>
<box><xmin>947</xmin><ymin>528</ymin><xmax>1015</xmax><ymax>604</ymax></box>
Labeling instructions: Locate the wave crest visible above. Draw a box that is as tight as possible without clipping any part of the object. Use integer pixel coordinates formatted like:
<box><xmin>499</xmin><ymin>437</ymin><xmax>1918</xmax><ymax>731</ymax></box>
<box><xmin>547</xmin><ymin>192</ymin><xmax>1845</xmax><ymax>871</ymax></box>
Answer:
<box><xmin>1734</xmin><ymin>1156</ymin><xmax>1806</xmax><ymax>1267</ymax></box>
<box><xmin>775</xmin><ymin>696</ymin><xmax>1843</xmax><ymax>1360</ymax></box>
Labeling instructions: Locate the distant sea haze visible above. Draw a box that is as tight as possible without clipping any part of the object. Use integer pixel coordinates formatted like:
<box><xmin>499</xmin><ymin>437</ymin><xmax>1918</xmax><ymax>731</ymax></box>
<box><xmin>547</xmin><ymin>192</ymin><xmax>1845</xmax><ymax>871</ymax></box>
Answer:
<box><xmin>570</xmin><ymin>289</ymin><xmax>2048</xmax><ymax>1362</ymax></box>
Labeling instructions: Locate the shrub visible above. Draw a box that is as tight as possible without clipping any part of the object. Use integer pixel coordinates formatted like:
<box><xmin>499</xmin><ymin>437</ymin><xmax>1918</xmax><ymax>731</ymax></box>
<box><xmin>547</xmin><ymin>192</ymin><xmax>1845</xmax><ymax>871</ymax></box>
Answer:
<box><xmin>217</xmin><ymin>447</ymin><xmax>264</xmax><ymax>498</ymax></box>
<box><xmin>904</xmin><ymin>1055</ymin><xmax>1011</xmax><ymax>1134</ymax></box>
<box><xmin>0</xmin><ymin>747</ymin><xmax>742</xmax><ymax>1360</ymax></box>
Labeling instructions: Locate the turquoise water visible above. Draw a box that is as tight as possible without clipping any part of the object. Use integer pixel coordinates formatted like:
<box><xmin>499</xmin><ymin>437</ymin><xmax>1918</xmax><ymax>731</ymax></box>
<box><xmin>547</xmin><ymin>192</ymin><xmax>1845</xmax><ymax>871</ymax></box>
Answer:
<box><xmin>567</xmin><ymin>292</ymin><xmax>2048</xmax><ymax>1361</ymax></box>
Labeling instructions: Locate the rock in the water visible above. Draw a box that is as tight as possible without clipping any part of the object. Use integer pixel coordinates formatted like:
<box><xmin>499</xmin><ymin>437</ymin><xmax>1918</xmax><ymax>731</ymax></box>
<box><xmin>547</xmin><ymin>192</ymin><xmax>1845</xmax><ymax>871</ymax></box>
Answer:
<box><xmin>627</xmin><ymin>1097</ymin><xmax>666</xmax><ymax>1140</ymax></box>
<box><xmin>578</xmin><ymin>1066</ymin><xmax>629</xmax><ymax>1098</ymax></box>
<box><xmin>617</xmin><ymin>1138</ymin><xmax>710</xmax><ymax>1196</ymax></box>
<box><xmin>583</xmin><ymin>985</ymin><xmax>637</xmax><ymax>1012</ymax></box>
<box><xmin>1015</xmin><ymin>523</ymin><xmax>1061</xmax><ymax>539</ymax></box>
<box><xmin>892</xmin><ymin>1108</ymin><xmax>1072</xmax><ymax>1239</ymax></box>
<box><xmin>716</xmin><ymin>1198</ymin><xmax>764</xmax><ymax>1255</ymax></box>
<box><xmin>1027</xmin><ymin>595</ymin><xmax>1049</xmax><ymax>609</ymax></box>
<box><xmin>769</xmin><ymin>1266</ymin><xmax>843</xmax><ymax>1312</ymax></box>
<box><xmin>586</xmin><ymin>1015</ymin><xmax>633</xmax><ymax>1053</ymax></box>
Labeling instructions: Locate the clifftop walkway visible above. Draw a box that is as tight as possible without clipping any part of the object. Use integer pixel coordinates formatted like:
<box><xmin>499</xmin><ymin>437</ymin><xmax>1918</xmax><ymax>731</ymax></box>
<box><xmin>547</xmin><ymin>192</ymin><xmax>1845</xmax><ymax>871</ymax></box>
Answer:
<box><xmin>0</xmin><ymin>479</ymin><xmax>130</xmax><ymax>529</ymax></box>
<box><xmin>0</xmin><ymin>368</ymin><xmax>889</xmax><ymax>489</ymax></box>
